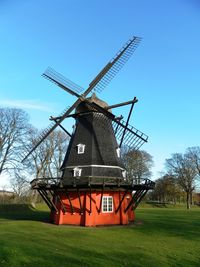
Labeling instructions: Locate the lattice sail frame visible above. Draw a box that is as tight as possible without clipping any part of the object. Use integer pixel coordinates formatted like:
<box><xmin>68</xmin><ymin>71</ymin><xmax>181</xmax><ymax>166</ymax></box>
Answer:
<box><xmin>89</xmin><ymin>36</ymin><xmax>141</xmax><ymax>94</ymax></box>
<box><xmin>43</xmin><ymin>67</ymin><xmax>84</xmax><ymax>95</ymax></box>
<box><xmin>112</xmin><ymin>120</ymin><xmax>148</xmax><ymax>150</ymax></box>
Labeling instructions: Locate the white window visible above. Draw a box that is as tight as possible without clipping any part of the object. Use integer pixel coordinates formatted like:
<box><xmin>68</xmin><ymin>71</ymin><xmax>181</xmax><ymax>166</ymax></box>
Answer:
<box><xmin>77</xmin><ymin>144</ymin><xmax>86</xmax><ymax>154</ymax></box>
<box><xmin>116</xmin><ymin>147</ymin><xmax>121</xmax><ymax>158</ymax></box>
<box><xmin>73</xmin><ymin>167</ymin><xmax>82</xmax><ymax>177</ymax></box>
<box><xmin>102</xmin><ymin>196</ymin><xmax>113</xmax><ymax>213</ymax></box>
<box><xmin>122</xmin><ymin>170</ymin><xmax>127</xmax><ymax>178</ymax></box>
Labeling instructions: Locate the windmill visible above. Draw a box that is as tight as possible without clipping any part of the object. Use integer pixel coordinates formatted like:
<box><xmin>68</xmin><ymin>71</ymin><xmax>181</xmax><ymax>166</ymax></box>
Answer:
<box><xmin>23</xmin><ymin>36</ymin><xmax>155</xmax><ymax>226</ymax></box>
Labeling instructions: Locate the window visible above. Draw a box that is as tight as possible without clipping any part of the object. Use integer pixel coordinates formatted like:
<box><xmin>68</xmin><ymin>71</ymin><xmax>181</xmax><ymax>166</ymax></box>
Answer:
<box><xmin>102</xmin><ymin>196</ymin><xmax>113</xmax><ymax>213</ymax></box>
<box><xmin>122</xmin><ymin>170</ymin><xmax>127</xmax><ymax>179</ymax></box>
<box><xmin>73</xmin><ymin>167</ymin><xmax>82</xmax><ymax>177</ymax></box>
<box><xmin>77</xmin><ymin>144</ymin><xmax>86</xmax><ymax>154</ymax></box>
<box><xmin>116</xmin><ymin>147</ymin><xmax>121</xmax><ymax>158</ymax></box>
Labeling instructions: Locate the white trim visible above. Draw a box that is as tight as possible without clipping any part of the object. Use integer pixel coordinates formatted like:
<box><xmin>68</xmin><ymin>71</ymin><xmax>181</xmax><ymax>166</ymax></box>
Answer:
<box><xmin>116</xmin><ymin>147</ymin><xmax>121</xmax><ymax>158</ymax></box>
<box><xmin>65</xmin><ymin>165</ymin><xmax>125</xmax><ymax>171</ymax></box>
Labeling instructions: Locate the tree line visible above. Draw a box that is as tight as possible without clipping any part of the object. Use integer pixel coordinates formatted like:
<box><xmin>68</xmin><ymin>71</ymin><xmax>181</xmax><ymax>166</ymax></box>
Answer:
<box><xmin>0</xmin><ymin>107</ymin><xmax>199</xmax><ymax>209</ymax></box>
<box><xmin>150</xmin><ymin>148</ymin><xmax>200</xmax><ymax>209</ymax></box>
<box><xmin>0</xmin><ymin>107</ymin><xmax>69</xmax><ymax>198</ymax></box>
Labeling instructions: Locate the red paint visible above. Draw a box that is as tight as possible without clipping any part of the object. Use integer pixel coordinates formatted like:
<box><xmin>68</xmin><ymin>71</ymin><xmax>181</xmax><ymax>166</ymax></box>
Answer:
<box><xmin>51</xmin><ymin>190</ymin><xmax>135</xmax><ymax>226</ymax></box>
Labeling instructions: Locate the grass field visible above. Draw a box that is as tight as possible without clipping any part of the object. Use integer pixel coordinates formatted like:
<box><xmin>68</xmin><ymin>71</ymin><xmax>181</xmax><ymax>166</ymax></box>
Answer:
<box><xmin>0</xmin><ymin>204</ymin><xmax>200</xmax><ymax>267</ymax></box>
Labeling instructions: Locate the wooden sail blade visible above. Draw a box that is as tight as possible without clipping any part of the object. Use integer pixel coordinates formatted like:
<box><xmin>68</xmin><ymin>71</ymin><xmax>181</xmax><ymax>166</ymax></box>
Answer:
<box><xmin>42</xmin><ymin>67</ymin><xmax>83</xmax><ymax>97</ymax></box>
<box><xmin>89</xmin><ymin>36</ymin><xmax>141</xmax><ymax>94</ymax></box>
<box><xmin>21</xmin><ymin>101</ymin><xmax>82</xmax><ymax>163</ymax></box>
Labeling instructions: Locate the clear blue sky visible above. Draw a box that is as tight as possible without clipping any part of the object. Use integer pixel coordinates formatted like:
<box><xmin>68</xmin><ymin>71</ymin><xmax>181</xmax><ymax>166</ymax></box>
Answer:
<box><xmin>0</xmin><ymin>0</ymin><xmax>200</xmax><ymax>182</ymax></box>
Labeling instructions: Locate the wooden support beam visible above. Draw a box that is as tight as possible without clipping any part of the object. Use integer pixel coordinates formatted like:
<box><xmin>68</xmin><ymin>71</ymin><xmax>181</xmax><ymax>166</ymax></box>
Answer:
<box><xmin>37</xmin><ymin>190</ymin><xmax>52</xmax><ymax>210</ymax></box>
<box><xmin>115</xmin><ymin>190</ymin><xmax>128</xmax><ymax>213</ymax></box>
<box><xmin>66</xmin><ymin>190</ymin><xmax>74</xmax><ymax>214</ymax></box>
<box><xmin>133</xmin><ymin>190</ymin><xmax>148</xmax><ymax>210</ymax></box>
<box><xmin>89</xmin><ymin>187</ymin><xmax>92</xmax><ymax>214</ymax></box>
<box><xmin>106</xmin><ymin>98</ymin><xmax>138</xmax><ymax>110</ymax></box>
<box><xmin>124</xmin><ymin>190</ymin><xmax>144</xmax><ymax>213</ymax></box>
<box><xmin>40</xmin><ymin>190</ymin><xmax>53</xmax><ymax>209</ymax></box>
<box><xmin>42</xmin><ymin>190</ymin><xmax>59</xmax><ymax>212</ymax></box>
<box><xmin>50</xmin><ymin>116</ymin><xmax>72</xmax><ymax>137</ymax></box>
<box><xmin>38</xmin><ymin>189</ymin><xmax>58</xmax><ymax>213</ymax></box>
<box><xmin>119</xmin><ymin>96</ymin><xmax>137</xmax><ymax>148</ymax></box>
<box><xmin>57</xmin><ymin>194</ymin><xmax>67</xmax><ymax>214</ymax></box>
<box><xmin>77</xmin><ymin>189</ymin><xmax>83</xmax><ymax>214</ymax></box>
<box><xmin>98</xmin><ymin>186</ymin><xmax>104</xmax><ymax>213</ymax></box>
<box><xmin>49</xmin><ymin>190</ymin><xmax>66</xmax><ymax>213</ymax></box>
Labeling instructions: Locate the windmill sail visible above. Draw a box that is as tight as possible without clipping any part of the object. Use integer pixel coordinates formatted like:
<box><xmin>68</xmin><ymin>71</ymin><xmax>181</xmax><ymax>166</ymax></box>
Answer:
<box><xmin>21</xmin><ymin>36</ymin><xmax>142</xmax><ymax>162</ymax></box>
<box><xmin>89</xmin><ymin>36</ymin><xmax>141</xmax><ymax>93</ymax></box>
<box><xmin>43</xmin><ymin>36</ymin><xmax>141</xmax><ymax>97</ymax></box>
<box><xmin>42</xmin><ymin>67</ymin><xmax>84</xmax><ymax>97</ymax></box>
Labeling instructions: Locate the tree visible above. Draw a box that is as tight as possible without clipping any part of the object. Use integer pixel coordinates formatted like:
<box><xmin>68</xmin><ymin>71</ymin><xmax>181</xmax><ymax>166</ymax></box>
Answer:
<box><xmin>150</xmin><ymin>174</ymin><xmax>183</xmax><ymax>204</ymax></box>
<box><xmin>186</xmin><ymin>147</ymin><xmax>200</xmax><ymax>178</ymax></box>
<box><xmin>0</xmin><ymin>107</ymin><xmax>69</xmax><ymax>203</ymax></box>
<box><xmin>166</xmin><ymin>152</ymin><xmax>197</xmax><ymax>209</ymax></box>
<box><xmin>0</xmin><ymin>107</ymin><xmax>30</xmax><ymax>175</ymax></box>
<box><xmin>16</xmin><ymin>127</ymin><xmax>69</xmax><ymax>204</ymax></box>
<box><xmin>10</xmin><ymin>171</ymin><xmax>29</xmax><ymax>197</ymax></box>
<box><xmin>122</xmin><ymin>149</ymin><xmax>153</xmax><ymax>183</ymax></box>
<box><xmin>25</xmin><ymin>128</ymin><xmax>69</xmax><ymax>179</ymax></box>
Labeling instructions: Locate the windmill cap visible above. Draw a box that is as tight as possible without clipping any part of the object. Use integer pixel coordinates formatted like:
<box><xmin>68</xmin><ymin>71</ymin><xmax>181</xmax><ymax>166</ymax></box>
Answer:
<box><xmin>76</xmin><ymin>93</ymin><xmax>111</xmax><ymax>113</ymax></box>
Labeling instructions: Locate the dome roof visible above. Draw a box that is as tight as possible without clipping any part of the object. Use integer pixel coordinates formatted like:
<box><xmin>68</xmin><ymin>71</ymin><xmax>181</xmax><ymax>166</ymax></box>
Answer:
<box><xmin>76</xmin><ymin>93</ymin><xmax>111</xmax><ymax>113</ymax></box>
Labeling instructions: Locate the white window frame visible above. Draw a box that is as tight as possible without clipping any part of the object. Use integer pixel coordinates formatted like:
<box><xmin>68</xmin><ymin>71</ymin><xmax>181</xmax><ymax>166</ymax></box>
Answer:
<box><xmin>116</xmin><ymin>147</ymin><xmax>121</xmax><ymax>158</ymax></box>
<box><xmin>73</xmin><ymin>167</ymin><xmax>82</xmax><ymax>177</ymax></box>
<box><xmin>77</xmin><ymin>144</ymin><xmax>86</xmax><ymax>154</ymax></box>
<box><xmin>122</xmin><ymin>170</ymin><xmax>127</xmax><ymax>179</ymax></box>
<box><xmin>102</xmin><ymin>196</ymin><xmax>113</xmax><ymax>213</ymax></box>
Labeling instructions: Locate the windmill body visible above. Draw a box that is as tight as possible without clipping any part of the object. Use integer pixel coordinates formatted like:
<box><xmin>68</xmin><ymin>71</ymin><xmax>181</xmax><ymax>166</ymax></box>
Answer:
<box><xmin>25</xmin><ymin>36</ymin><xmax>155</xmax><ymax>226</ymax></box>
<box><xmin>61</xmin><ymin>94</ymin><xmax>125</xmax><ymax>186</ymax></box>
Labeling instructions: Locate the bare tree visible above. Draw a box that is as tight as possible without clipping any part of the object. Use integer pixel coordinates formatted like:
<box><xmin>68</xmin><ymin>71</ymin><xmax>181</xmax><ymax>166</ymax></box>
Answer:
<box><xmin>150</xmin><ymin>174</ymin><xmax>183</xmax><ymax>204</ymax></box>
<box><xmin>186</xmin><ymin>147</ymin><xmax>200</xmax><ymax>178</ymax></box>
<box><xmin>166</xmin><ymin>153</ymin><xmax>197</xmax><ymax>209</ymax></box>
<box><xmin>122</xmin><ymin>149</ymin><xmax>153</xmax><ymax>183</ymax></box>
<box><xmin>10</xmin><ymin>171</ymin><xmax>29</xmax><ymax>197</ymax></box>
<box><xmin>0</xmin><ymin>107</ymin><xmax>69</xmax><ymax>203</ymax></box>
<box><xmin>0</xmin><ymin>107</ymin><xmax>30</xmax><ymax>175</ymax></box>
<box><xmin>15</xmin><ymin>127</ymin><xmax>69</xmax><ymax>204</ymax></box>
<box><xmin>25</xmin><ymin>128</ymin><xmax>69</xmax><ymax>179</ymax></box>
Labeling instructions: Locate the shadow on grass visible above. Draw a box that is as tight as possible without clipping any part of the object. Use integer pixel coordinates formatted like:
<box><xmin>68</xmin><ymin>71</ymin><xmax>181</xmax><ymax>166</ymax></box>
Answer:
<box><xmin>0</xmin><ymin>204</ymin><xmax>50</xmax><ymax>222</ymax></box>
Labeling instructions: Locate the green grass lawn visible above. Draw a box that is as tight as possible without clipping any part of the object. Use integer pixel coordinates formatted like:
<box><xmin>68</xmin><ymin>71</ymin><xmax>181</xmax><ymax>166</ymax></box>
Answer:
<box><xmin>0</xmin><ymin>204</ymin><xmax>200</xmax><ymax>267</ymax></box>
